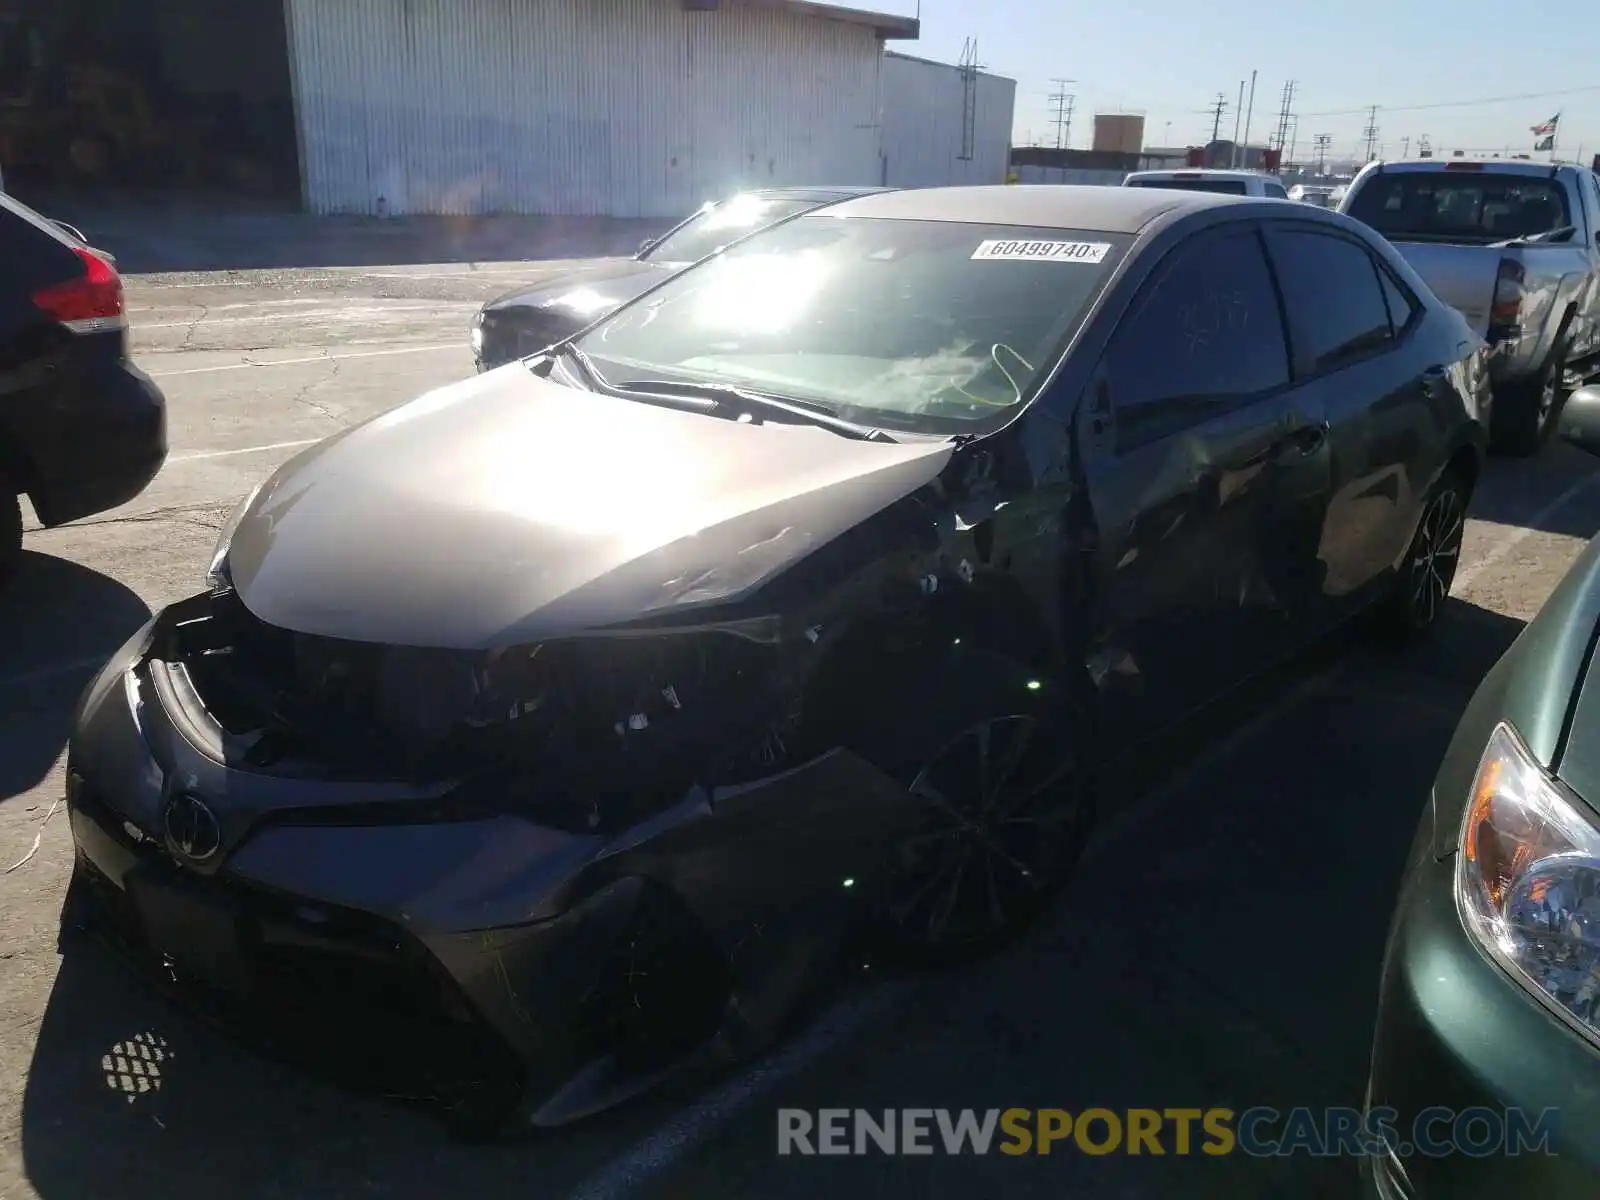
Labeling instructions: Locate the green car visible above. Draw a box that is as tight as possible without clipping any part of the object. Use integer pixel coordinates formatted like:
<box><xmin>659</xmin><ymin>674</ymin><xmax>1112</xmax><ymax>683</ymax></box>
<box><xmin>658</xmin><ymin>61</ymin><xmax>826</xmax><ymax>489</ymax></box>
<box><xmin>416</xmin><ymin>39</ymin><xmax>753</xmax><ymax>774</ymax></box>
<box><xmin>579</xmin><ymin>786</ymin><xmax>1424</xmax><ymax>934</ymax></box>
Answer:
<box><xmin>1366</xmin><ymin>384</ymin><xmax>1600</xmax><ymax>1196</ymax></box>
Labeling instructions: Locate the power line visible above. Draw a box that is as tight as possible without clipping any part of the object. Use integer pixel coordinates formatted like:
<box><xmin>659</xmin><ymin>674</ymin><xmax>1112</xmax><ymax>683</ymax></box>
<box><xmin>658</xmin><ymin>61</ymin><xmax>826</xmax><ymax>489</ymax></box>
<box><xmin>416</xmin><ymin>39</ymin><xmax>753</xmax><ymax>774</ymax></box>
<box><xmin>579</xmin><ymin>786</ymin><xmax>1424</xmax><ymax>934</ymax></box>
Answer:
<box><xmin>1300</xmin><ymin>82</ymin><xmax>1600</xmax><ymax>120</ymax></box>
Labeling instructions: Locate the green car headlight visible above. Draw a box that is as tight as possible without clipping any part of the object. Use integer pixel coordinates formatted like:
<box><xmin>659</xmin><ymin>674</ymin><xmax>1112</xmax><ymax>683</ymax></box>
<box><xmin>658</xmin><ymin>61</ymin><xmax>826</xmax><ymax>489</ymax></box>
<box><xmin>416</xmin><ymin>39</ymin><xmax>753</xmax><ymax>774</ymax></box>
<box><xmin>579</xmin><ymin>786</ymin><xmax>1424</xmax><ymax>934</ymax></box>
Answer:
<box><xmin>1457</xmin><ymin>721</ymin><xmax>1600</xmax><ymax>1042</ymax></box>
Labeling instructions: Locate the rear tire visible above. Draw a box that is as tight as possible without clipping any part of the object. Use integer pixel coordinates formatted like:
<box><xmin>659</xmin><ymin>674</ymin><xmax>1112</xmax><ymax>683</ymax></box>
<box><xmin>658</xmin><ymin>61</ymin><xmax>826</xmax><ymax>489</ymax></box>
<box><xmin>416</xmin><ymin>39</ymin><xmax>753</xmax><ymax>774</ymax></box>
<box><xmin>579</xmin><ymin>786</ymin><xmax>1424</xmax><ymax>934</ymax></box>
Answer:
<box><xmin>1370</xmin><ymin>467</ymin><xmax>1470</xmax><ymax>643</ymax></box>
<box><xmin>1493</xmin><ymin>340</ymin><xmax>1570</xmax><ymax>457</ymax></box>
<box><xmin>858</xmin><ymin>648</ymin><xmax>1096</xmax><ymax>967</ymax></box>
<box><xmin>0</xmin><ymin>486</ymin><xmax>21</xmax><ymax>590</ymax></box>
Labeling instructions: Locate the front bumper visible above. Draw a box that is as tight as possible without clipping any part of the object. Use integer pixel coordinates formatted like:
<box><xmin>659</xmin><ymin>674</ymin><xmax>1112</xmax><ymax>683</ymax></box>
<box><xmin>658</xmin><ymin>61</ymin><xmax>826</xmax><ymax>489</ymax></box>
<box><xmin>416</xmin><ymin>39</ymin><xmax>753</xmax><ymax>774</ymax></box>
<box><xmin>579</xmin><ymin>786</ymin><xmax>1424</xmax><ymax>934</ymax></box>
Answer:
<box><xmin>2</xmin><ymin>357</ymin><xmax>167</xmax><ymax>526</ymax></box>
<box><xmin>1365</xmin><ymin>803</ymin><xmax>1600</xmax><ymax>1195</ymax></box>
<box><xmin>64</xmin><ymin>599</ymin><xmax>916</xmax><ymax>1124</ymax></box>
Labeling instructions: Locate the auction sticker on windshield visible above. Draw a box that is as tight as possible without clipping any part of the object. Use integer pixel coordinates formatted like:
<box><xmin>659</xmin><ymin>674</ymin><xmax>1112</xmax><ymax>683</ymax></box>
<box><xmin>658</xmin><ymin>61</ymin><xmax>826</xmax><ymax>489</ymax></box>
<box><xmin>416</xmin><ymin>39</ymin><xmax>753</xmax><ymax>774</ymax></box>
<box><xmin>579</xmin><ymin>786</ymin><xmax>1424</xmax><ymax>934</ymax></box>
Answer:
<box><xmin>971</xmin><ymin>240</ymin><xmax>1112</xmax><ymax>263</ymax></box>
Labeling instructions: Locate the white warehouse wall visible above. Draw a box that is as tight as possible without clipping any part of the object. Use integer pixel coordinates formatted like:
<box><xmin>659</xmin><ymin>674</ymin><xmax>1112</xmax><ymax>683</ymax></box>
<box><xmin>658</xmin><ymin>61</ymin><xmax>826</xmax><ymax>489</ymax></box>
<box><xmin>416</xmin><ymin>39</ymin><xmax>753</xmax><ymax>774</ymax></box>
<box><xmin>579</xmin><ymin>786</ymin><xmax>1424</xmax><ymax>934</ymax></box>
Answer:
<box><xmin>285</xmin><ymin>0</ymin><xmax>888</xmax><ymax>217</ymax></box>
<box><xmin>879</xmin><ymin>51</ymin><xmax>1014</xmax><ymax>188</ymax></box>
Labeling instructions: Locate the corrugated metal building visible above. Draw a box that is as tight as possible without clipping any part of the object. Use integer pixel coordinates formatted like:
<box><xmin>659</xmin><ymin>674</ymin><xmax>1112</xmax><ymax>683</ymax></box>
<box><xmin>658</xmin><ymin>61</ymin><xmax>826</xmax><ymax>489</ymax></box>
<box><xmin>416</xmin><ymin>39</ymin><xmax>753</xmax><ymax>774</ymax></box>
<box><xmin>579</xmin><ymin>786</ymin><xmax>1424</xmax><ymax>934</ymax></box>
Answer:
<box><xmin>878</xmin><ymin>51</ymin><xmax>1015</xmax><ymax>188</ymax></box>
<box><xmin>285</xmin><ymin>0</ymin><xmax>919</xmax><ymax>217</ymax></box>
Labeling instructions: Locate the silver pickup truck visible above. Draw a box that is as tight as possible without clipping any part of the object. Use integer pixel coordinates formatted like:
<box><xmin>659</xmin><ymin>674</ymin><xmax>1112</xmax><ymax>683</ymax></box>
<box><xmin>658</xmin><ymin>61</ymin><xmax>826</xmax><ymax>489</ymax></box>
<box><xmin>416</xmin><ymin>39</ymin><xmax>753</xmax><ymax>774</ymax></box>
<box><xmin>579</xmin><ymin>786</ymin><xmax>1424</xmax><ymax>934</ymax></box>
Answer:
<box><xmin>1339</xmin><ymin>159</ymin><xmax>1600</xmax><ymax>454</ymax></box>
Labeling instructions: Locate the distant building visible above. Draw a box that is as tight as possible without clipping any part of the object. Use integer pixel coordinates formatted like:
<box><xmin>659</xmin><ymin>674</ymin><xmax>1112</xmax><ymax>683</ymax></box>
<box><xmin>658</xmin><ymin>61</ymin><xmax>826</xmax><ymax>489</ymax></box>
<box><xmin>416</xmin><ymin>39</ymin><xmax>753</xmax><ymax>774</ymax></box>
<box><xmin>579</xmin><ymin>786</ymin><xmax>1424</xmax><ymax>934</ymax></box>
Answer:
<box><xmin>1092</xmin><ymin>113</ymin><xmax>1145</xmax><ymax>155</ymax></box>
<box><xmin>880</xmin><ymin>51</ymin><xmax>1017</xmax><ymax>188</ymax></box>
<box><xmin>1008</xmin><ymin>146</ymin><xmax>1138</xmax><ymax>187</ymax></box>
<box><xmin>1</xmin><ymin>0</ymin><xmax>925</xmax><ymax>217</ymax></box>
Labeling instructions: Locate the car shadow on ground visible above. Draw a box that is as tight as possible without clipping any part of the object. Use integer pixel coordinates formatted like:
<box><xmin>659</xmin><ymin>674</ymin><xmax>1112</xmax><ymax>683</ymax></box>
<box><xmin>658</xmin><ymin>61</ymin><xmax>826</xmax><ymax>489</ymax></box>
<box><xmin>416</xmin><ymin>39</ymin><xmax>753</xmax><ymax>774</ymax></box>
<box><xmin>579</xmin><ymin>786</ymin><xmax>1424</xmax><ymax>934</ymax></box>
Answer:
<box><xmin>18</xmin><ymin>599</ymin><xmax>1525</xmax><ymax>1200</ymax></box>
<box><xmin>1470</xmin><ymin>441</ymin><xmax>1600</xmax><ymax>540</ymax></box>
<box><xmin>0</xmin><ymin>553</ymin><xmax>151</xmax><ymax>802</ymax></box>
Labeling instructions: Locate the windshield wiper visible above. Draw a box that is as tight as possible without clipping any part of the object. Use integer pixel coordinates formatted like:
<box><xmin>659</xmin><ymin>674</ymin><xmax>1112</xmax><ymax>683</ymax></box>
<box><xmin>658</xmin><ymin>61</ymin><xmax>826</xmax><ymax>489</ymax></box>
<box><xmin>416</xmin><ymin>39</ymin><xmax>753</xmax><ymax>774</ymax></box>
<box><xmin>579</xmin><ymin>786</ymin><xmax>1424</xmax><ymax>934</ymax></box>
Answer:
<box><xmin>611</xmin><ymin>379</ymin><xmax>898</xmax><ymax>442</ymax></box>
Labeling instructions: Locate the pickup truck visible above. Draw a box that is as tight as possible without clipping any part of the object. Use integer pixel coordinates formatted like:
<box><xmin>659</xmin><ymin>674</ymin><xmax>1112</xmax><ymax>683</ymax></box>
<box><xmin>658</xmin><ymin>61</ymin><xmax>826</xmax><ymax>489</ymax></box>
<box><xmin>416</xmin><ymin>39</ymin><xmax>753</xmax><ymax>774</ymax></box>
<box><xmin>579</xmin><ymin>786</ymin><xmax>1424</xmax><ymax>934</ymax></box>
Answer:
<box><xmin>1339</xmin><ymin>159</ymin><xmax>1600</xmax><ymax>454</ymax></box>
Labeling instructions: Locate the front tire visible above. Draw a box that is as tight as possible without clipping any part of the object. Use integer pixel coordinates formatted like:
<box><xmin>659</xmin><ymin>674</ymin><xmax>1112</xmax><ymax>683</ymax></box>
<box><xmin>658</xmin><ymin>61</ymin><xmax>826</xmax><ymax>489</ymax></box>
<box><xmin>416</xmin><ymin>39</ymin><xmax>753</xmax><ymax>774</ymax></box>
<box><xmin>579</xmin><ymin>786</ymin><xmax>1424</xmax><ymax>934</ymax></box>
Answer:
<box><xmin>861</xmin><ymin>649</ymin><xmax>1095</xmax><ymax>966</ymax></box>
<box><xmin>1371</xmin><ymin>468</ymin><xmax>1469</xmax><ymax>641</ymax></box>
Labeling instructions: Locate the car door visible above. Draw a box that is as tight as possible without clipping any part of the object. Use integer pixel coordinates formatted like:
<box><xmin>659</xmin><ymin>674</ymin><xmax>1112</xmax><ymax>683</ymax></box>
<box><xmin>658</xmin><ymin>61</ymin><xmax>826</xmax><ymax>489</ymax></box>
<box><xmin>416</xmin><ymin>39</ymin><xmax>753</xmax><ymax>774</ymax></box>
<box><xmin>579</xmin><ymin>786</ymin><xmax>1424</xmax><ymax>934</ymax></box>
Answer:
<box><xmin>1078</xmin><ymin>221</ymin><xmax>1333</xmax><ymax>737</ymax></box>
<box><xmin>1262</xmin><ymin>221</ymin><xmax>1438</xmax><ymax>617</ymax></box>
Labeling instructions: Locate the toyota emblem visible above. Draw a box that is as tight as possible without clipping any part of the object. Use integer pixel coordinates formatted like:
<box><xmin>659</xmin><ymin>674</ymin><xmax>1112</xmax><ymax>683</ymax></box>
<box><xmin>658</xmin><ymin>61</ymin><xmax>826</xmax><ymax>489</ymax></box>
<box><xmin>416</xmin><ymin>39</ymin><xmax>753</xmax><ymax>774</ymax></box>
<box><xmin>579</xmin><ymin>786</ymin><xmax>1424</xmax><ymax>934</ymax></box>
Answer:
<box><xmin>163</xmin><ymin>792</ymin><xmax>221</xmax><ymax>863</ymax></box>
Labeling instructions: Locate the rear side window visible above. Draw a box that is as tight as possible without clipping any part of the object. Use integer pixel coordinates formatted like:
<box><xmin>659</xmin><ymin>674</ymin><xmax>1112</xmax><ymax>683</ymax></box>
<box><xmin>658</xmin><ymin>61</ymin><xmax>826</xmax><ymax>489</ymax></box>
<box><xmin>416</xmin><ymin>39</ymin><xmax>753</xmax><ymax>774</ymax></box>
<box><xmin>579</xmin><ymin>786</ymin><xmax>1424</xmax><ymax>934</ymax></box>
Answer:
<box><xmin>1265</xmin><ymin>182</ymin><xmax>1289</xmax><ymax>199</ymax></box>
<box><xmin>1267</xmin><ymin>228</ymin><xmax>1394</xmax><ymax>372</ymax></box>
<box><xmin>1346</xmin><ymin>172</ymin><xmax>1571</xmax><ymax>242</ymax></box>
<box><xmin>1106</xmin><ymin>227</ymin><xmax>1289</xmax><ymax>449</ymax></box>
<box><xmin>1377</xmin><ymin>266</ymin><xmax>1421</xmax><ymax>334</ymax></box>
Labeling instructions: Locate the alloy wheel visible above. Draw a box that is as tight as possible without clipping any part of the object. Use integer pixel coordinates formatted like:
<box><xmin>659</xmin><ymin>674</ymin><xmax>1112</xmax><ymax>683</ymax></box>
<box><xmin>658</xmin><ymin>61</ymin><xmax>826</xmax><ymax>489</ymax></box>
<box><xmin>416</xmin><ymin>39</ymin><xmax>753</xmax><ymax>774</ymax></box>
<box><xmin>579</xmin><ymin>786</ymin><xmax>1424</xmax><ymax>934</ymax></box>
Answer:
<box><xmin>878</xmin><ymin>714</ymin><xmax>1085</xmax><ymax>953</ymax></box>
<box><xmin>1409</xmin><ymin>486</ymin><xmax>1465</xmax><ymax>628</ymax></box>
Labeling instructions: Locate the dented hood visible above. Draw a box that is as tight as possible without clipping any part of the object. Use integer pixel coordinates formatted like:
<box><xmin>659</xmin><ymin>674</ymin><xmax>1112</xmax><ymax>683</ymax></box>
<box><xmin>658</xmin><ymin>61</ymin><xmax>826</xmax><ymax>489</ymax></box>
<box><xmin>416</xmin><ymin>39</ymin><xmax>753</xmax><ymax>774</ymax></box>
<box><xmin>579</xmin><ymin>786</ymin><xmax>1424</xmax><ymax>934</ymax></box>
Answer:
<box><xmin>225</xmin><ymin>367</ymin><xmax>954</xmax><ymax>649</ymax></box>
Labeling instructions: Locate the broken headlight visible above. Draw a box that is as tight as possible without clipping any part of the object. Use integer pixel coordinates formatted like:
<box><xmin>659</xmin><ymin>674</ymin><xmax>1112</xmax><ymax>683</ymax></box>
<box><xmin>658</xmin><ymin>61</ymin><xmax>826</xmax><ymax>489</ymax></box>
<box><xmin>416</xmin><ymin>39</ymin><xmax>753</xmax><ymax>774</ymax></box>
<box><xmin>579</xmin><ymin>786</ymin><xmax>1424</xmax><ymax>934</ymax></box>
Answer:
<box><xmin>413</xmin><ymin>625</ymin><xmax>806</xmax><ymax>820</ymax></box>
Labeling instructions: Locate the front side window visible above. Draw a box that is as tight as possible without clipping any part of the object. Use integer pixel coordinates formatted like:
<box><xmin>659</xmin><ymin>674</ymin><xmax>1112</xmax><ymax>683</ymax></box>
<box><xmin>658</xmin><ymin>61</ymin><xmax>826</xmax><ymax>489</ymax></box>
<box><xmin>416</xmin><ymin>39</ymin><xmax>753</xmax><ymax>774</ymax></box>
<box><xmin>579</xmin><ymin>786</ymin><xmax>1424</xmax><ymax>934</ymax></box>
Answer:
<box><xmin>575</xmin><ymin>215</ymin><xmax>1129</xmax><ymax>436</ymax></box>
<box><xmin>1346</xmin><ymin>172</ymin><xmax>1572</xmax><ymax>242</ymax></box>
<box><xmin>1268</xmin><ymin>228</ymin><xmax>1394</xmax><ymax>372</ymax></box>
<box><xmin>644</xmin><ymin>195</ymin><xmax>815</xmax><ymax>263</ymax></box>
<box><xmin>1105</xmin><ymin>227</ymin><xmax>1289</xmax><ymax>450</ymax></box>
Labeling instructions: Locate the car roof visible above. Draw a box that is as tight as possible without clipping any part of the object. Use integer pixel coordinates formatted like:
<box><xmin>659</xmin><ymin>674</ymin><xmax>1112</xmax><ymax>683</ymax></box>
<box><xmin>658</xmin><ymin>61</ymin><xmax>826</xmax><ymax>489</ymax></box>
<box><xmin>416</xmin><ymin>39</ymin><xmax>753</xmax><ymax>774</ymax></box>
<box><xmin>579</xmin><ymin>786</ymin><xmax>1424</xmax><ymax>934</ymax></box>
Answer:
<box><xmin>821</xmin><ymin>184</ymin><xmax>1243</xmax><ymax>234</ymax></box>
<box><xmin>1368</xmin><ymin>158</ymin><xmax>1562</xmax><ymax>176</ymax></box>
<box><xmin>740</xmin><ymin>185</ymin><xmax>897</xmax><ymax>203</ymax></box>
<box><xmin>1125</xmin><ymin>169</ymin><xmax>1264</xmax><ymax>182</ymax></box>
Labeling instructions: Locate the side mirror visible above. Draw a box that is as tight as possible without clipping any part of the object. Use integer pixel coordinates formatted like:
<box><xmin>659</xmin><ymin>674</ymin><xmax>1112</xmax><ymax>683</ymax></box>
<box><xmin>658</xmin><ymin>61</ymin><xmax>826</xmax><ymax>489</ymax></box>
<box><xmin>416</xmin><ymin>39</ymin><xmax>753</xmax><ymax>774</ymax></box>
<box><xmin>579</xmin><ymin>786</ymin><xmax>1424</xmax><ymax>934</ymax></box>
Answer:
<box><xmin>1558</xmin><ymin>386</ymin><xmax>1600</xmax><ymax>457</ymax></box>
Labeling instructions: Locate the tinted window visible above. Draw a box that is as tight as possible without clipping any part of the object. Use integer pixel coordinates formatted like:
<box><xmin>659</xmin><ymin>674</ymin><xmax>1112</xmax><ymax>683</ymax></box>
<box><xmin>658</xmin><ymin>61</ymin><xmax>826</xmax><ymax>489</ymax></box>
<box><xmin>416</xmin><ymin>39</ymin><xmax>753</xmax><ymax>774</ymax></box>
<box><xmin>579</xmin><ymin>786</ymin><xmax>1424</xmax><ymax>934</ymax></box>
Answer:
<box><xmin>1269</xmin><ymin>229</ymin><xmax>1392</xmax><ymax>371</ymax></box>
<box><xmin>1106</xmin><ymin>228</ymin><xmax>1289</xmax><ymax>448</ymax></box>
<box><xmin>1346</xmin><ymin>172</ymin><xmax>1571</xmax><ymax>242</ymax></box>
<box><xmin>1127</xmin><ymin>178</ymin><xmax>1248</xmax><ymax>195</ymax></box>
<box><xmin>576</xmin><ymin>217</ymin><xmax>1128</xmax><ymax>436</ymax></box>
<box><xmin>646</xmin><ymin>195</ymin><xmax>817</xmax><ymax>262</ymax></box>
<box><xmin>1377</xmin><ymin>265</ymin><xmax>1420</xmax><ymax>332</ymax></box>
<box><xmin>1265</xmin><ymin>182</ymin><xmax>1289</xmax><ymax>199</ymax></box>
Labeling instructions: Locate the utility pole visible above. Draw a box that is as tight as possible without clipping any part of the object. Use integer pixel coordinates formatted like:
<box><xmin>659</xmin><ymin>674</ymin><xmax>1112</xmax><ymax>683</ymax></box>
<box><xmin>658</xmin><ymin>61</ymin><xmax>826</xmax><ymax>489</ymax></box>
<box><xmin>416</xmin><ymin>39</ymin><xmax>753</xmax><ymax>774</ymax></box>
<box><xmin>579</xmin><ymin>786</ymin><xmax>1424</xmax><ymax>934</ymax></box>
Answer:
<box><xmin>1418</xmin><ymin>133</ymin><xmax>1432</xmax><ymax>158</ymax></box>
<box><xmin>1362</xmin><ymin>105</ymin><xmax>1380</xmax><ymax>162</ymax></box>
<box><xmin>1209</xmin><ymin>92</ymin><xmax>1229</xmax><ymax>146</ymax></box>
<box><xmin>1271</xmin><ymin>80</ymin><xmax>1297</xmax><ymax>156</ymax></box>
<box><xmin>1231</xmin><ymin>80</ymin><xmax>1245</xmax><ymax>166</ymax></box>
<box><xmin>1241</xmin><ymin>70</ymin><xmax>1258</xmax><ymax>166</ymax></box>
<box><xmin>1400</xmin><ymin>135</ymin><xmax>1411</xmax><ymax>158</ymax></box>
<box><xmin>1313</xmin><ymin>132</ymin><xmax>1332</xmax><ymax>174</ymax></box>
<box><xmin>1048</xmin><ymin>79</ymin><xmax>1077</xmax><ymax>150</ymax></box>
<box><xmin>1287</xmin><ymin>116</ymin><xmax>1300</xmax><ymax>169</ymax></box>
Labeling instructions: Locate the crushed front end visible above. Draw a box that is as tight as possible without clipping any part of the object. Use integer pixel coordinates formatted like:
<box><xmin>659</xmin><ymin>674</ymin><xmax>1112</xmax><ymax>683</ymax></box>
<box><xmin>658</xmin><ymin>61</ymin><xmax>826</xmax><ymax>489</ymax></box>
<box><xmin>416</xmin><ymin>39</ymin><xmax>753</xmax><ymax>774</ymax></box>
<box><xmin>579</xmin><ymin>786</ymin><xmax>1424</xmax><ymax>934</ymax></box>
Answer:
<box><xmin>63</xmin><ymin>585</ymin><xmax>921</xmax><ymax>1129</ymax></box>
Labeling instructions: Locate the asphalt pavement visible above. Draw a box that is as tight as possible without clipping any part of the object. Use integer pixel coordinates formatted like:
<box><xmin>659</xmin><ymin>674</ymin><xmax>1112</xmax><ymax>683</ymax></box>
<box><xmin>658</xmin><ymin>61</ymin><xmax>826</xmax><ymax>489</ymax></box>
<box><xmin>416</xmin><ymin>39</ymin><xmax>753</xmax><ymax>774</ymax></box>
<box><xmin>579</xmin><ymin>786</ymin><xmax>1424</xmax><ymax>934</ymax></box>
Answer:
<box><xmin>2</xmin><ymin>250</ymin><xmax>1599</xmax><ymax>1200</ymax></box>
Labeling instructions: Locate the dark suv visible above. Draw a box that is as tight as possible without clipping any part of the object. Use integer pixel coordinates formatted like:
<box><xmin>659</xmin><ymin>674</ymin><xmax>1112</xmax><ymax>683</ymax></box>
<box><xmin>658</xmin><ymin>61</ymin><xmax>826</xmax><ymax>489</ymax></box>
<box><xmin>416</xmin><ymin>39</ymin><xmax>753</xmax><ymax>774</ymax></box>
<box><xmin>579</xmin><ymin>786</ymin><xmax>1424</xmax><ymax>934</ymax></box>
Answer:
<box><xmin>0</xmin><ymin>192</ymin><xmax>168</xmax><ymax>583</ymax></box>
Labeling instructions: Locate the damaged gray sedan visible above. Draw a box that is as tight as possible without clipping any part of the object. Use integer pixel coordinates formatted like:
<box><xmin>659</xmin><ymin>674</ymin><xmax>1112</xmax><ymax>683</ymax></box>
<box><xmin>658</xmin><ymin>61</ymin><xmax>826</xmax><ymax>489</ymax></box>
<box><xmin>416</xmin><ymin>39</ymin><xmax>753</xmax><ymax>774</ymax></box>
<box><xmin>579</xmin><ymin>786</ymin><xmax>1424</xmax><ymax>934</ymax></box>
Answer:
<box><xmin>62</xmin><ymin>185</ymin><xmax>1485</xmax><ymax>1135</ymax></box>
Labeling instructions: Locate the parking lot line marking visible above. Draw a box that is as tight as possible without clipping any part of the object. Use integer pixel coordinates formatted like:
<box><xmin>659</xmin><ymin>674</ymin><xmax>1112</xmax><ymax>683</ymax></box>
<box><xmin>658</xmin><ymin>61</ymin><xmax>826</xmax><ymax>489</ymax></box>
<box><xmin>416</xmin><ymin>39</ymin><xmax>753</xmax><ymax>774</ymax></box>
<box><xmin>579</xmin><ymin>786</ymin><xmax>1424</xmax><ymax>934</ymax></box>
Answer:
<box><xmin>566</xmin><ymin>980</ymin><xmax>916</xmax><ymax>1200</ymax></box>
<box><xmin>168</xmin><ymin>439</ymin><xmax>321</xmax><ymax>464</ymax></box>
<box><xmin>138</xmin><ymin>303</ymin><xmax>473</xmax><ymax>329</ymax></box>
<box><xmin>1455</xmin><ymin>472</ymin><xmax>1600</xmax><ymax>594</ymax></box>
<box><xmin>144</xmin><ymin>342</ymin><xmax>464</xmax><ymax>377</ymax></box>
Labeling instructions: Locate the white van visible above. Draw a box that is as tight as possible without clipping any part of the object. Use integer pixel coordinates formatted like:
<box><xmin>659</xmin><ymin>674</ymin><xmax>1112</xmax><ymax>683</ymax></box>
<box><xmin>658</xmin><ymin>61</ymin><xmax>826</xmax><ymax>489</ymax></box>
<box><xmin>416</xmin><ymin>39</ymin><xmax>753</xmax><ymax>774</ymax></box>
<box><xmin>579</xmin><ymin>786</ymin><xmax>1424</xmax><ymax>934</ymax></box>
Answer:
<box><xmin>1122</xmin><ymin>169</ymin><xmax>1290</xmax><ymax>199</ymax></box>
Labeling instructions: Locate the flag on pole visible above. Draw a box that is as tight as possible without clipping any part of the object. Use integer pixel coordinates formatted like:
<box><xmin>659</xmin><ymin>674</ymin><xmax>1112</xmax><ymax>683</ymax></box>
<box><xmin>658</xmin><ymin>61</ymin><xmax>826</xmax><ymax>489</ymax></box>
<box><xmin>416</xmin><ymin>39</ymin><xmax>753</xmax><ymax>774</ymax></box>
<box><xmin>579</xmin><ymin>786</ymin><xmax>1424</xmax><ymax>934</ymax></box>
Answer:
<box><xmin>1535</xmin><ymin>134</ymin><xmax>1555</xmax><ymax>152</ymax></box>
<box><xmin>1532</xmin><ymin>114</ymin><xmax>1559</xmax><ymax>137</ymax></box>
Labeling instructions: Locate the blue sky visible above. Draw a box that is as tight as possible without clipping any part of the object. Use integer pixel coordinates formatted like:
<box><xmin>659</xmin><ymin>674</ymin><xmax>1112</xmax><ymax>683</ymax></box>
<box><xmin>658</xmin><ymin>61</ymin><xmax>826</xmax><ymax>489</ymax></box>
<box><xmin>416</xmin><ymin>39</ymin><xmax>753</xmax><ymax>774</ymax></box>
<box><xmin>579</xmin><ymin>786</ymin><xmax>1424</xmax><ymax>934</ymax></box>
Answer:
<box><xmin>871</xmin><ymin>0</ymin><xmax>1598</xmax><ymax>162</ymax></box>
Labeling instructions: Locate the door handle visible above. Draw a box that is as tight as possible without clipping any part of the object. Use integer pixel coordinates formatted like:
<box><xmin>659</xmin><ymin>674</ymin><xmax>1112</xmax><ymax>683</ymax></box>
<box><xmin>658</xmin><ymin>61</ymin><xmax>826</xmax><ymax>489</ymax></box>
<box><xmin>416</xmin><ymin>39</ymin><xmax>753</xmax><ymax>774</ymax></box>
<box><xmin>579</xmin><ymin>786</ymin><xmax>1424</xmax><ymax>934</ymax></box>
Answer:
<box><xmin>1281</xmin><ymin>420</ymin><xmax>1330</xmax><ymax>456</ymax></box>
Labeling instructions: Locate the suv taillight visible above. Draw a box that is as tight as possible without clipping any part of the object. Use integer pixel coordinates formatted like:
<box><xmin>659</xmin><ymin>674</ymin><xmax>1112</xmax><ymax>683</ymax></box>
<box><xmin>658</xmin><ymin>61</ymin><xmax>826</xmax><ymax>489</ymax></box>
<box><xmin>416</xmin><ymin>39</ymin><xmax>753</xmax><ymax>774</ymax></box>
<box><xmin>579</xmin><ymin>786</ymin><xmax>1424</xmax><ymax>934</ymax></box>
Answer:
<box><xmin>31</xmin><ymin>246</ymin><xmax>124</xmax><ymax>332</ymax></box>
<box><xmin>1487</xmin><ymin>257</ymin><xmax>1524</xmax><ymax>342</ymax></box>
